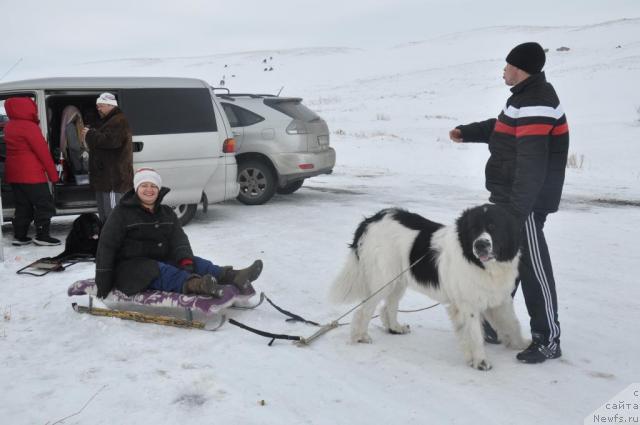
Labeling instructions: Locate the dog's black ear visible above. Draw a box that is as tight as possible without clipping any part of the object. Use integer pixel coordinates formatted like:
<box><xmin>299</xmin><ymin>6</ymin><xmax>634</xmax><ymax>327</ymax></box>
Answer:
<box><xmin>71</xmin><ymin>215</ymin><xmax>86</xmax><ymax>238</ymax></box>
<box><xmin>92</xmin><ymin>214</ymin><xmax>103</xmax><ymax>235</ymax></box>
<box><xmin>456</xmin><ymin>207</ymin><xmax>482</xmax><ymax>266</ymax></box>
<box><xmin>73</xmin><ymin>213</ymin><xmax>95</xmax><ymax>239</ymax></box>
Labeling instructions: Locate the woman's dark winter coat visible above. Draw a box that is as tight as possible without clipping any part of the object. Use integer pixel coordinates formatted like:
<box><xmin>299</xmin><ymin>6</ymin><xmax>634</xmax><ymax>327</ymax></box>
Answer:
<box><xmin>85</xmin><ymin>107</ymin><xmax>134</xmax><ymax>193</ymax></box>
<box><xmin>94</xmin><ymin>188</ymin><xmax>193</xmax><ymax>298</ymax></box>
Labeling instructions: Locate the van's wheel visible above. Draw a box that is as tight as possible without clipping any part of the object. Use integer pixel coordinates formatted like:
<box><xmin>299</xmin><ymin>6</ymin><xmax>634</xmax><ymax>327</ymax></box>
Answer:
<box><xmin>237</xmin><ymin>160</ymin><xmax>276</xmax><ymax>205</ymax></box>
<box><xmin>276</xmin><ymin>179</ymin><xmax>304</xmax><ymax>195</ymax></box>
<box><xmin>174</xmin><ymin>204</ymin><xmax>197</xmax><ymax>226</ymax></box>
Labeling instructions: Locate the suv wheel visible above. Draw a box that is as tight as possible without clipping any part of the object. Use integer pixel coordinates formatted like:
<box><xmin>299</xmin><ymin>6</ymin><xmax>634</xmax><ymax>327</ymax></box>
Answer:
<box><xmin>237</xmin><ymin>160</ymin><xmax>276</xmax><ymax>205</ymax></box>
<box><xmin>173</xmin><ymin>204</ymin><xmax>197</xmax><ymax>226</ymax></box>
<box><xmin>276</xmin><ymin>179</ymin><xmax>304</xmax><ymax>195</ymax></box>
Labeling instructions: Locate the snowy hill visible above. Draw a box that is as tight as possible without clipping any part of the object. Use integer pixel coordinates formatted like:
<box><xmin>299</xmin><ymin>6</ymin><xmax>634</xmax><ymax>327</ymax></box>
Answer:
<box><xmin>1</xmin><ymin>18</ymin><xmax>640</xmax><ymax>425</ymax></box>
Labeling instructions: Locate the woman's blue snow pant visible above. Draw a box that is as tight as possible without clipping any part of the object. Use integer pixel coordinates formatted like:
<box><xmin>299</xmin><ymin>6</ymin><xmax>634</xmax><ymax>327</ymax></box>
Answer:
<box><xmin>147</xmin><ymin>256</ymin><xmax>223</xmax><ymax>293</ymax></box>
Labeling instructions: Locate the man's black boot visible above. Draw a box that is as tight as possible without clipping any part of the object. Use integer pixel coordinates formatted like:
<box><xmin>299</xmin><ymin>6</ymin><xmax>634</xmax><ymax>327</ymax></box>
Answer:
<box><xmin>482</xmin><ymin>320</ymin><xmax>501</xmax><ymax>344</ymax></box>
<box><xmin>516</xmin><ymin>335</ymin><xmax>561</xmax><ymax>364</ymax></box>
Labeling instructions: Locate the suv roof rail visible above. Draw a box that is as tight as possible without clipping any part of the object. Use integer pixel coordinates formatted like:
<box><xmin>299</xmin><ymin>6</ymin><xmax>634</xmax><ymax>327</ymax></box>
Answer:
<box><xmin>213</xmin><ymin>92</ymin><xmax>303</xmax><ymax>102</ymax></box>
<box><xmin>215</xmin><ymin>92</ymin><xmax>282</xmax><ymax>101</ymax></box>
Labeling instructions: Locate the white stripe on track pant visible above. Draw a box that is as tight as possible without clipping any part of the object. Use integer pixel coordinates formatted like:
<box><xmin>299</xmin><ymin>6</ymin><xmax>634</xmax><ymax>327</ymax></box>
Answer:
<box><xmin>517</xmin><ymin>212</ymin><xmax>561</xmax><ymax>350</ymax></box>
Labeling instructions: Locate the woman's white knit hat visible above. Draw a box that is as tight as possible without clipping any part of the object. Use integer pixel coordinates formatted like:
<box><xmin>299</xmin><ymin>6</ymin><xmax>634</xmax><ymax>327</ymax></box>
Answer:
<box><xmin>134</xmin><ymin>168</ymin><xmax>162</xmax><ymax>192</ymax></box>
<box><xmin>96</xmin><ymin>92</ymin><xmax>118</xmax><ymax>106</ymax></box>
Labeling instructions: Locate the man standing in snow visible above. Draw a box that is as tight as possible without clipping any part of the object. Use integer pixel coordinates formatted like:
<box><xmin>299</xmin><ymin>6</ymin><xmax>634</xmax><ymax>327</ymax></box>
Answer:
<box><xmin>449</xmin><ymin>42</ymin><xmax>569</xmax><ymax>363</ymax></box>
<box><xmin>81</xmin><ymin>92</ymin><xmax>133</xmax><ymax>223</ymax></box>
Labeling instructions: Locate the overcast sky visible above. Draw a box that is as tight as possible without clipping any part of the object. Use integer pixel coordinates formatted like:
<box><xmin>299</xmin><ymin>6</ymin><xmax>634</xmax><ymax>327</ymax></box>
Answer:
<box><xmin>2</xmin><ymin>0</ymin><xmax>639</xmax><ymax>80</ymax></box>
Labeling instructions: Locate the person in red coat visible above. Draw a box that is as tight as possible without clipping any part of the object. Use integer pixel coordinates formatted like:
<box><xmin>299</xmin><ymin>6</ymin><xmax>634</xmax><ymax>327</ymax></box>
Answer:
<box><xmin>4</xmin><ymin>97</ymin><xmax>61</xmax><ymax>246</ymax></box>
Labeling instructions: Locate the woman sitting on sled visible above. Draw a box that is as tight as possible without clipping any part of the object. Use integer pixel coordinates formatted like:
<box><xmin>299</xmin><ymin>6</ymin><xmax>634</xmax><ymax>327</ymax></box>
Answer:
<box><xmin>94</xmin><ymin>168</ymin><xmax>262</xmax><ymax>299</ymax></box>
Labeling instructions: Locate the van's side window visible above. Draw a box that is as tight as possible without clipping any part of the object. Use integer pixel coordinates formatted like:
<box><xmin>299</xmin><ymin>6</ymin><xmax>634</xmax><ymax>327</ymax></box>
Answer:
<box><xmin>120</xmin><ymin>88</ymin><xmax>217</xmax><ymax>135</ymax></box>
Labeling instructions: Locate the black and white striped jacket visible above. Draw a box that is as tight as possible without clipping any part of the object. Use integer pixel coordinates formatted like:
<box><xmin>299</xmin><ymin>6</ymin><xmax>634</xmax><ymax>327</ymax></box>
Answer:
<box><xmin>457</xmin><ymin>72</ymin><xmax>569</xmax><ymax>220</ymax></box>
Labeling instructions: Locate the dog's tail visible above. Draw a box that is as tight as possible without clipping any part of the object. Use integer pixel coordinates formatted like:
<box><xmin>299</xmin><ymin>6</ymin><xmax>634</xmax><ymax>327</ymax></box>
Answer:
<box><xmin>329</xmin><ymin>249</ymin><xmax>368</xmax><ymax>304</ymax></box>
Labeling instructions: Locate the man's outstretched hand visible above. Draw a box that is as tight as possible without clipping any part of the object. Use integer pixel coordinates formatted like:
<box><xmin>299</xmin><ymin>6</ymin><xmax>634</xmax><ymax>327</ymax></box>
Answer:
<box><xmin>449</xmin><ymin>128</ymin><xmax>463</xmax><ymax>143</ymax></box>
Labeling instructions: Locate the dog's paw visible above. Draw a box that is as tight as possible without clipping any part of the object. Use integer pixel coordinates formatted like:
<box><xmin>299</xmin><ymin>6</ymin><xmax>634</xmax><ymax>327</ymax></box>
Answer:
<box><xmin>350</xmin><ymin>332</ymin><xmax>373</xmax><ymax>344</ymax></box>
<box><xmin>504</xmin><ymin>336</ymin><xmax>530</xmax><ymax>350</ymax></box>
<box><xmin>469</xmin><ymin>358</ymin><xmax>493</xmax><ymax>371</ymax></box>
<box><xmin>388</xmin><ymin>324</ymin><xmax>411</xmax><ymax>335</ymax></box>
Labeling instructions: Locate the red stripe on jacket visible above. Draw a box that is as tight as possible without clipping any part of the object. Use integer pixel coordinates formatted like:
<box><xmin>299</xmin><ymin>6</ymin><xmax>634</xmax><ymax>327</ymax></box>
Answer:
<box><xmin>494</xmin><ymin>121</ymin><xmax>568</xmax><ymax>138</ymax></box>
<box><xmin>551</xmin><ymin>122</ymin><xmax>569</xmax><ymax>135</ymax></box>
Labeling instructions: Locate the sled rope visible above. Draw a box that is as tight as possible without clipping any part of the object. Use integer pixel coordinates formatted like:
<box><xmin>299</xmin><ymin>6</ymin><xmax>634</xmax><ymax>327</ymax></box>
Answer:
<box><xmin>293</xmin><ymin>252</ymin><xmax>437</xmax><ymax>346</ymax></box>
<box><xmin>229</xmin><ymin>252</ymin><xmax>439</xmax><ymax>346</ymax></box>
<box><xmin>264</xmin><ymin>294</ymin><xmax>320</xmax><ymax>326</ymax></box>
<box><xmin>333</xmin><ymin>252</ymin><xmax>434</xmax><ymax>324</ymax></box>
<box><xmin>228</xmin><ymin>318</ymin><xmax>302</xmax><ymax>346</ymax></box>
<box><xmin>227</xmin><ymin>294</ymin><xmax>320</xmax><ymax>345</ymax></box>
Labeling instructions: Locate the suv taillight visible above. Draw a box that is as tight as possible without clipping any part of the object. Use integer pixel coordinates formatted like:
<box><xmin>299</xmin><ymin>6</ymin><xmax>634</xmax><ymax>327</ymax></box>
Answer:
<box><xmin>285</xmin><ymin>120</ymin><xmax>309</xmax><ymax>135</ymax></box>
<box><xmin>223</xmin><ymin>138</ymin><xmax>236</xmax><ymax>153</ymax></box>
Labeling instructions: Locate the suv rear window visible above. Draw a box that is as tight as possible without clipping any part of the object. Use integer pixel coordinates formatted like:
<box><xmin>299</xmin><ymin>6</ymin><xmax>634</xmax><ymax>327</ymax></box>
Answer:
<box><xmin>120</xmin><ymin>88</ymin><xmax>217</xmax><ymax>135</ymax></box>
<box><xmin>221</xmin><ymin>103</ymin><xmax>264</xmax><ymax>127</ymax></box>
<box><xmin>264</xmin><ymin>99</ymin><xmax>320</xmax><ymax>122</ymax></box>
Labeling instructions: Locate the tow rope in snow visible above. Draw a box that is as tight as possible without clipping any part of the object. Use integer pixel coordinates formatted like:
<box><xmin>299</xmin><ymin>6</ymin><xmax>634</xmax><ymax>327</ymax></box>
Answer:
<box><xmin>229</xmin><ymin>252</ymin><xmax>440</xmax><ymax>346</ymax></box>
<box><xmin>228</xmin><ymin>293</ymin><xmax>319</xmax><ymax>346</ymax></box>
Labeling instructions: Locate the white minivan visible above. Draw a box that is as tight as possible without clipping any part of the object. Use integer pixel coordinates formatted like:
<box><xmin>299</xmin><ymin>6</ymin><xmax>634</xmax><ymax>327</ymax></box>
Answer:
<box><xmin>0</xmin><ymin>77</ymin><xmax>239</xmax><ymax>225</ymax></box>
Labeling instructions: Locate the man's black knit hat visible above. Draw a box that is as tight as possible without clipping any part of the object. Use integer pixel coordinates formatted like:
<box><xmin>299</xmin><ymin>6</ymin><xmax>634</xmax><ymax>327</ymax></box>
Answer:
<box><xmin>506</xmin><ymin>42</ymin><xmax>546</xmax><ymax>74</ymax></box>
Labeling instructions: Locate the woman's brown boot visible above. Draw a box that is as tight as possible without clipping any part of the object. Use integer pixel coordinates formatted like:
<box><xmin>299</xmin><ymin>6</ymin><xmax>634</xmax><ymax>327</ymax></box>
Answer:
<box><xmin>219</xmin><ymin>260</ymin><xmax>263</xmax><ymax>292</ymax></box>
<box><xmin>182</xmin><ymin>274</ymin><xmax>224</xmax><ymax>297</ymax></box>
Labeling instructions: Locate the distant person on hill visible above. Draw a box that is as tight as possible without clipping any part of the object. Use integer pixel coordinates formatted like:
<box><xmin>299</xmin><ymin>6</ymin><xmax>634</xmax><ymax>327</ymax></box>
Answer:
<box><xmin>80</xmin><ymin>92</ymin><xmax>133</xmax><ymax>223</ymax></box>
<box><xmin>3</xmin><ymin>97</ymin><xmax>61</xmax><ymax>246</ymax></box>
<box><xmin>448</xmin><ymin>42</ymin><xmax>569</xmax><ymax>364</ymax></box>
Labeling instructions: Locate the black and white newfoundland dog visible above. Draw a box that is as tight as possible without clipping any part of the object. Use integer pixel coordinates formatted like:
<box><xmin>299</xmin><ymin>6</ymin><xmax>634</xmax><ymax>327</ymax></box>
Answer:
<box><xmin>329</xmin><ymin>204</ymin><xmax>528</xmax><ymax>370</ymax></box>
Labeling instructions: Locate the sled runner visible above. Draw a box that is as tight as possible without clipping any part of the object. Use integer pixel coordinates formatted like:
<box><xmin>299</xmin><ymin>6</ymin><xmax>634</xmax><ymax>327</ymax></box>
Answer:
<box><xmin>68</xmin><ymin>279</ymin><xmax>260</xmax><ymax>330</ymax></box>
<box><xmin>71</xmin><ymin>302</ymin><xmax>222</xmax><ymax>330</ymax></box>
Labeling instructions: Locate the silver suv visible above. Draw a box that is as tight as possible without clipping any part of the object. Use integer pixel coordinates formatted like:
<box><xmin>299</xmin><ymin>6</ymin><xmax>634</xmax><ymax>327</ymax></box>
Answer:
<box><xmin>217</xmin><ymin>92</ymin><xmax>336</xmax><ymax>205</ymax></box>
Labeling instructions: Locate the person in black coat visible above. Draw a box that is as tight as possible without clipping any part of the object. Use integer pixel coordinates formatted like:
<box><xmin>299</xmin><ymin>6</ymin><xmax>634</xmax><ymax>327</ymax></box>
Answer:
<box><xmin>81</xmin><ymin>92</ymin><xmax>134</xmax><ymax>223</ymax></box>
<box><xmin>449</xmin><ymin>42</ymin><xmax>569</xmax><ymax>364</ymax></box>
<box><xmin>94</xmin><ymin>168</ymin><xmax>263</xmax><ymax>299</ymax></box>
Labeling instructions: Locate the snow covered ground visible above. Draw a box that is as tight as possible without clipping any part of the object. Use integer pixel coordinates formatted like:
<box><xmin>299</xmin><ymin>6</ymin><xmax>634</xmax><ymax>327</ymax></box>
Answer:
<box><xmin>1</xmin><ymin>18</ymin><xmax>640</xmax><ymax>425</ymax></box>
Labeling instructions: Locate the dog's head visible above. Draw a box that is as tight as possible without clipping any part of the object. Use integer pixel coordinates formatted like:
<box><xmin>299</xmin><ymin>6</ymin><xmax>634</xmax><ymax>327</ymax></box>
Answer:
<box><xmin>73</xmin><ymin>213</ymin><xmax>102</xmax><ymax>241</ymax></box>
<box><xmin>456</xmin><ymin>204</ymin><xmax>520</xmax><ymax>267</ymax></box>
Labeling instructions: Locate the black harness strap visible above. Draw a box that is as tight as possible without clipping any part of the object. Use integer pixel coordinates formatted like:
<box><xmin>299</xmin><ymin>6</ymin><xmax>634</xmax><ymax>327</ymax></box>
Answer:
<box><xmin>228</xmin><ymin>318</ymin><xmax>302</xmax><ymax>346</ymax></box>
<box><xmin>227</xmin><ymin>293</ymin><xmax>323</xmax><ymax>345</ymax></box>
<box><xmin>264</xmin><ymin>294</ymin><xmax>320</xmax><ymax>326</ymax></box>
